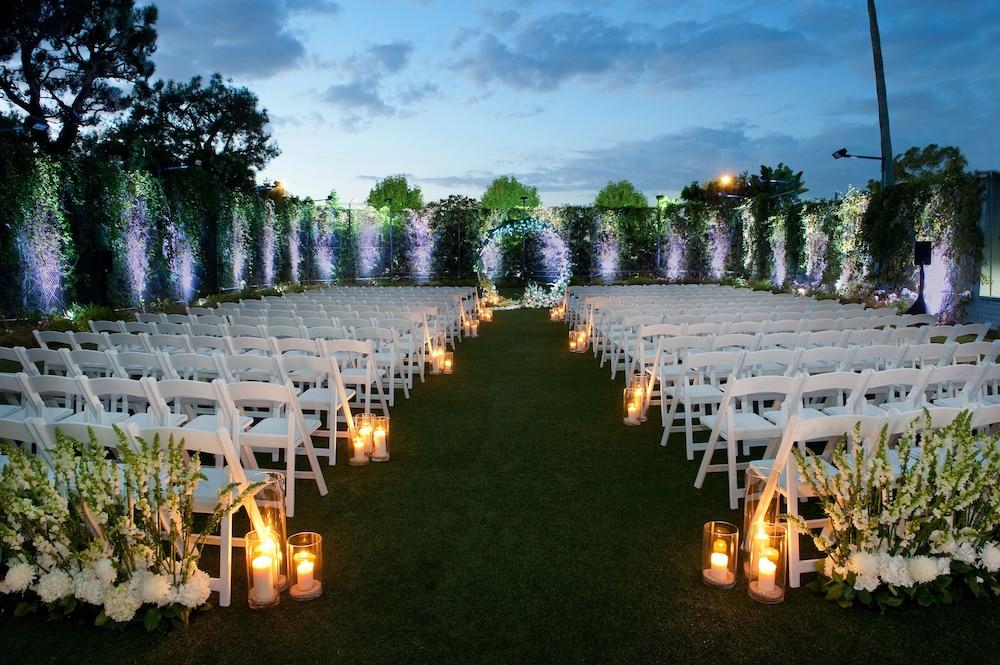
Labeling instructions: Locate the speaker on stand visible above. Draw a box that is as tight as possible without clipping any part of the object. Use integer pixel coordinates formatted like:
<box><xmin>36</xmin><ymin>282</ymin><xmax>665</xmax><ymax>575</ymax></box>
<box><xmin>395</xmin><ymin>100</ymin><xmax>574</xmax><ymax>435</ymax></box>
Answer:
<box><xmin>907</xmin><ymin>241</ymin><xmax>932</xmax><ymax>315</ymax></box>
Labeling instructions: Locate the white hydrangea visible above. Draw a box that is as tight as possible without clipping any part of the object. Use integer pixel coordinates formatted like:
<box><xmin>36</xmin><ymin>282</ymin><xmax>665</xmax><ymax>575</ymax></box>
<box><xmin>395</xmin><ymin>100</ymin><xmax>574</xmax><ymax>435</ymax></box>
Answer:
<box><xmin>93</xmin><ymin>558</ymin><xmax>117</xmax><ymax>586</ymax></box>
<box><xmin>981</xmin><ymin>543</ymin><xmax>1000</xmax><ymax>573</ymax></box>
<box><xmin>849</xmin><ymin>551</ymin><xmax>880</xmax><ymax>579</ymax></box>
<box><xmin>954</xmin><ymin>541</ymin><xmax>978</xmax><ymax>565</ymax></box>
<box><xmin>35</xmin><ymin>569</ymin><xmax>73</xmax><ymax>603</ymax></box>
<box><xmin>1</xmin><ymin>562</ymin><xmax>36</xmax><ymax>593</ymax></box>
<box><xmin>908</xmin><ymin>556</ymin><xmax>940</xmax><ymax>584</ymax></box>
<box><xmin>72</xmin><ymin>568</ymin><xmax>107</xmax><ymax>606</ymax></box>
<box><xmin>878</xmin><ymin>554</ymin><xmax>914</xmax><ymax>588</ymax></box>
<box><xmin>174</xmin><ymin>568</ymin><xmax>211</xmax><ymax>609</ymax></box>
<box><xmin>103</xmin><ymin>582</ymin><xmax>143</xmax><ymax>623</ymax></box>
<box><xmin>138</xmin><ymin>571</ymin><xmax>173</xmax><ymax>607</ymax></box>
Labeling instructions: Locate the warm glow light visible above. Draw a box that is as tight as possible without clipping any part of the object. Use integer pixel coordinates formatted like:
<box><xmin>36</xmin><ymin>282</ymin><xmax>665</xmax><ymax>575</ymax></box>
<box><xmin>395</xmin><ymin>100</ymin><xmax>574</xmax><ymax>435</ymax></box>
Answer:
<box><xmin>719</xmin><ymin>174</ymin><xmax>734</xmax><ymax>187</ymax></box>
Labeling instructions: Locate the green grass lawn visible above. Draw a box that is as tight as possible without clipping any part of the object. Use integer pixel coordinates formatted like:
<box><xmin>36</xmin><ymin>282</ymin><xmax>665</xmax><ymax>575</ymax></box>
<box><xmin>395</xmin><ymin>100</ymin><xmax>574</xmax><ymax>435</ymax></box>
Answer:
<box><xmin>4</xmin><ymin>308</ymin><xmax>999</xmax><ymax>664</ymax></box>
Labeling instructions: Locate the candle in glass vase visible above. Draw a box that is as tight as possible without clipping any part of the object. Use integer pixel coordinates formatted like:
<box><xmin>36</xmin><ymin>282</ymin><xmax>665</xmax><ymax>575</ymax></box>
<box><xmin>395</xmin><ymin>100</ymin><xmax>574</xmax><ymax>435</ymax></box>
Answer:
<box><xmin>373</xmin><ymin>426</ymin><xmax>388</xmax><ymax>458</ymax></box>
<box><xmin>444</xmin><ymin>358</ymin><xmax>453</xmax><ymax>373</ymax></box>
<box><xmin>626</xmin><ymin>402</ymin><xmax>639</xmax><ymax>425</ymax></box>
<box><xmin>252</xmin><ymin>555</ymin><xmax>276</xmax><ymax>603</ymax></box>
<box><xmin>757</xmin><ymin>556</ymin><xmax>777</xmax><ymax>594</ymax></box>
<box><xmin>350</xmin><ymin>436</ymin><xmax>368</xmax><ymax>465</ymax></box>
<box><xmin>710</xmin><ymin>551</ymin><xmax>729</xmax><ymax>584</ymax></box>
<box><xmin>296</xmin><ymin>557</ymin><xmax>315</xmax><ymax>592</ymax></box>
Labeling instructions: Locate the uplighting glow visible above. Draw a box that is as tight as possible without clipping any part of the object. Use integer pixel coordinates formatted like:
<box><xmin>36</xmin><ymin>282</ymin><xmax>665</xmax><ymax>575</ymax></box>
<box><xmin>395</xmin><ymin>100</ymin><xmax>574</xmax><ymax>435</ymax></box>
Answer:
<box><xmin>231</xmin><ymin>209</ymin><xmax>249</xmax><ymax>287</ymax></box>
<box><xmin>407</xmin><ymin>210</ymin><xmax>434</xmax><ymax>281</ymax></box>
<box><xmin>124</xmin><ymin>196</ymin><xmax>150</xmax><ymax>305</ymax></box>
<box><xmin>923</xmin><ymin>243</ymin><xmax>949</xmax><ymax>317</ymax></box>
<box><xmin>17</xmin><ymin>200</ymin><xmax>66</xmax><ymax>313</ymax></box>
<box><xmin>357</xmin><ymin>208</ymin><xmax>380</xmax><ymax>278</ymax></box>
<box><xmin>596</xmin><ymin>232</ymin><xmax>618</xmax><ymax>281</ymax></box>
<box><xmin>262</xmin><ymin>201</ymin><xmax>277</xmax><ymax>286</ymax></box>
<box><xmin>667</xmin><ymin>235</ymin><xmax>684</xmax><ymax>280</ymax></box>
<box><xmin>709</xmin><ymin>213</ymin><xmax>729</xmax><ymax>279</ymax></box>
<box><xmin>289</xmin><ymin>210</ymin><xmax>301</xmax><ymax>283</ymax></box>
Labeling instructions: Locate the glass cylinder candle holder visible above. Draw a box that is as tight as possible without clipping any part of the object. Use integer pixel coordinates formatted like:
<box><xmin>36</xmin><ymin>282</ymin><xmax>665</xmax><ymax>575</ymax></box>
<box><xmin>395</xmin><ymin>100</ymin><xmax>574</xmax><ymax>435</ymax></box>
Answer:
<box><xmin>748</xmin><ymin>522</ymin><xmax>786</xmax><ymax>604</ymax></box>
<box><xmin>462</xmin><ymin>319</ymin><xmax>472</xmax><ymax>337</ymax></box>
<box><xmin>245</xmin><ymin>529</ymin><xmax>280</xmax><ymax>609</ymax></box>
<box><xmin>742</xmin><ymin>466</ymin><xmax>780</xmax><ymax>573</ymax></box>
<box><xmin>575</xmin><ymin>329</ymin><xmax>588</xmax><ymax>353</ymax></box>
<box><xmin>470</xmin><ymin>320</ymin><xmax>479</xmax><ymax>337</ymax></box>
<box><xmin>355</xmin><ymin>413</ymin><xmax>374</xmax><ymax>456</ymax></box>
<box><xmin>442</xmin><ymin>351</ymin><xmax>454</xmax><ymax>374</ymax></box>
<box><xmin>550</xmin><ymin>308</ymin><xmax>560</xmax><ymax>321</ymax></box>
<box><xmin>482</xmin><ymin>308</ymin><xmax>493</xmax><ymax>322</ymax></box>
<box><xmin>569</xmin><ymin>330</ymin><xmax>578</xmax><ymax>352</ymax></box>
<box><xmin>287</xmin><ymin>532</ymin><xmax>323</xmax><ymax>601</ymax></box>
<box><xmin>430</xmin><ymin>347</ymin><xmax>444</xmax><ymax>375</ymax></box>
<box><xmin>629</xmin><ymin>374</ymin><xmax>648</xmax><ymax>421</ymax></box>
<box><xmin>371</xmin><ymin>415</ymin><xmax>390</xmax><ymax>462</ymax></box>
<box><xmin>622</xmin><ymin>386</ymin><xmax>640</xmax><ymax>426</ymax></box>
<box><xmin>702</xmin><ymin>521</ymin><xmax>738</xmax><ymax>589</ymax></box>
<box><xmin>249</xmin><ymin>471</ymin><xmax>288</xmax><ymax>591</ymax></box>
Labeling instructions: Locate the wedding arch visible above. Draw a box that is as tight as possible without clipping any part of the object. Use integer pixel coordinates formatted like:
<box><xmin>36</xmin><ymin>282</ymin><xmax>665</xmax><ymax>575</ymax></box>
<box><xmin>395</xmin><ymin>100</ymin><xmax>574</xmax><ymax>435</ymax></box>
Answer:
<box><xmin>476</xmin><ymin>214</ymin><xmax>571</xmax><ymax>308</ymax></box>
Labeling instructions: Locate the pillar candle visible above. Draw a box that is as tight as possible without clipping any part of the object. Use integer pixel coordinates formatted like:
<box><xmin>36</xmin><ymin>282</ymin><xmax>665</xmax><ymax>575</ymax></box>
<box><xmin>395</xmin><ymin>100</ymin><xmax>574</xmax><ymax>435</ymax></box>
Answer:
<box><xmin>373</xmin><ymin>427</ymin><xmax>388</xmax><ymax>457</ymax></box>
<box><xmin>252</xmin><ymin>555</ymin><xmax>276</xmax><ymax>603</ymax></box>
<box><xmin>758</xmin><ymin>556</ymin><xmax>777</xmax><ymax>594</ymax></box>
<box><xmin>710</xmin><ymin>552</ymin><xmax>729</xmax><ymax>583</ymax></box>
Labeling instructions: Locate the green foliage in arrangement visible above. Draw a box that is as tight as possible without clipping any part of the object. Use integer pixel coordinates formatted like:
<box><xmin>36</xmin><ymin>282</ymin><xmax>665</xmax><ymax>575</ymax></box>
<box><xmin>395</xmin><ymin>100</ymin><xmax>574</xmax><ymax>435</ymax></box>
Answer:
<box><xmin>428</xmin><ymin>195</ymin><xmax>484</xmax><ymax>279</ymax></box>
<box><xmin>559</xmin><ymin>206</ymin><xmax>599</xmax><ymax>279</ymax></box>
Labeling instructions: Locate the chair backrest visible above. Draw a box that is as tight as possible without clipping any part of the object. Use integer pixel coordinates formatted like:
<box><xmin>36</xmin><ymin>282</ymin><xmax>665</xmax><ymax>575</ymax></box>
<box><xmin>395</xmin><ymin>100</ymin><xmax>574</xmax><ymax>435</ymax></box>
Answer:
<box><xmin>220</xmin><ymin>354</ymin><xmax>282</xmax><ymax>383</ymax></box>
<box><xmin>886</xmin><ymin>326</ymin><xmax>928</xmax><ymax>346</ymax></box>
<box><xmin>797</xmin><ymin>346</ymin><xmax>853</xmax><ymax>373</ymax></box>
<box><xmin>922</xmin><ymin>363</ymin><xmax>985</xmax><ymax>404</ymax></box>
<box><xmin>165</xmin><ymin>352</ymin><xmax>222</xmax><ymax>381</ymax></box>
<box><xmin>757</xmin><ymin>332</ymin><xmax>805</xmax><ymax>350</ymax></box>
<box><xmin>843</xmin><ymin>344</ymin><xmax>903</xmax><ymax>372</ymax></box>
<box><xmin>804</xmin><ymin>330</ymin><xmax>848</xmax><ymax>348</ymax></box>
<box><xmin>684</xmin><ymin>322</ymin><xmax>721</xmax><ymax>337</ymax></box>
<box><xmin>737</xmin><ymin>348</ymin><xmax>800</xmax><ymax>378</ymax></box>
<box><xmin>897</xmin><ymin>342</ymin><xmax>956</xmax><ymax>369</ymax></box>
<box><xmin>144</xmin><ymin>377</ymin><xmax>227</xmax><ymax>427</ymax></box>
<box><xmin>305</xmin><ymin>326</ymin><xmax>347</xmax><ymax>341</ymax></box>
<box><xmin>16</xmin><ymin>347</ymin><xmax>72</xmax><ymax>376</ymax></box>
<box><xmin>846</xmin><ymin>328</ymin><xmax>890</xmax><ymax>346</ymax></box>
<box><xmin>146</xmin><ymin>334</ymin><xmax>192</xmax><ymax>354</ymax></box>
<box><xmin>681</xmin><ymin>351</ymin><xmax>745</xmax><ymax>387</ymax></box>
<box><xmin>766</xmin><ymin>319</ymin><xmax>802</xmax><ymax>334</ymax></box>
<box><xmin>187</xmin><ymin>335</ymin><xmax>234</xmax><ymax>355</ymax></box>
<box><xmin>17</xmin><ymin>372</ymin><xmax>97</xmax><ymax>418</ymax></box>
<box><xmin>133</xmin><ymin>425</ymin><xmax>249</xmax><ymax>486</ymax></box>
<box><xmin>722</xmin><ymin>320</ymin><xmax>765</xmax><ymax>335</ymax></box>
<box><xmin>718</xmin><ymin>373</ymin><xmax>804</xmax><ymax>426</ymax></box>
<box><xmin>187</xmin><ymin>323</ymin><xmax>227</xmax><ymax>338</ymax></box>
<box><xmin>155</xmin><ymin>322</ymin><xmax>190</xmax><ymax>336</ymax></box>
<box><xmin>800</xmin><ymin>318</ymin><xmax>841</xmax><ymax>333</ymax></box>
<box><xmin>952</xmin><ymin>340</ymin><xmax>1000</xmax><ymax>365</ymax></box>
<box><xmin>952</xmin><ymin>323</ymin><xmax>991</xmax><ymax>342</ymax></box>
<box><xmin>270</xmin><ymin>337</ymin><xmax>319</xmax><ymax>356</ymax></box>
<box><xmin>863</xmin><ymin>367</ymin><xmax>931</xmax><ymax>410</ymax></box>
<box><xmin>83</xmin><ymin>376</ymin><xmax>152</xmax><ymax>424</ymax></box>
<box><xmin>262</xmin><ymin>325</ymin><xmax>304</xmax><ymax>340</ymax></box>
<box><xmin>71</xmin><ymin>331</ymin><xmax>108</xmax><ymax>351</ymax></box>
<box><xmin>123</xmin><ymin>321</ymin><xmax>158</xmax><ymax>334</ymax></box>
<box><xmin>64</xmin><ymin>349</ymin><xmax>123</xmax><ymax>378</ymax></box>
<box><xmin>33</xmin><ymin>330</ymin><xmax>75</xmax><ymax>350</ymax></box>
<box><xmin>35</xmin><ymin>420</ymin><xmax>128</xmax><ymax>459</ymax></box>
<box><xmin>114</xmin><ymin>351</ymin><xmax>171</xmax><ymax>380</ymax></box>
<box><xmin>229</xmin><ymin>336</ymin><xmax>272</xmax><ymax>355</ymax></box>
<box><xmin>795</xmin><ymin>370</ymin><xmax>873</xmax><ymax>416</ymax></box>
<box><xmin>709</xmin><ymin>333</ymin><xmax>759</xmax><ymax>352</ymax></box>
<box><xmin>102</xmin><ymin>332</ymin><xmax>149</xmax><ymax>353</ymax></box>
<box><xmin>89</xmin><ymin>320</ymin><xmax>126</xmax><ymax>334</ymax></box>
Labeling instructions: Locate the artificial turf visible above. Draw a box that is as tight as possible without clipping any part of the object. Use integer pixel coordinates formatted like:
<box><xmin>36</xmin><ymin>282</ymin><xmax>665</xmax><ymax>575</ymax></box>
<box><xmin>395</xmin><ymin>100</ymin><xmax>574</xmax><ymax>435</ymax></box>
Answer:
<box><xmin>3</xmin><ymin>308</ymin><xmax>1000</xmax><ymax>664</ymax></box>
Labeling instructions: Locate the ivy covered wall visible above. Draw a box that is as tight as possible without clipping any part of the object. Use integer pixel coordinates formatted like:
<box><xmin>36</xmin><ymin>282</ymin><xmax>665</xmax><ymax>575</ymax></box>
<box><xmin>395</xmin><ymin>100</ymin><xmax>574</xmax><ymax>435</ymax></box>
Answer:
<box><xmin>0</xmin><ymin>150</ymin><xmax>986</xmax><ymax>322</ymax></box>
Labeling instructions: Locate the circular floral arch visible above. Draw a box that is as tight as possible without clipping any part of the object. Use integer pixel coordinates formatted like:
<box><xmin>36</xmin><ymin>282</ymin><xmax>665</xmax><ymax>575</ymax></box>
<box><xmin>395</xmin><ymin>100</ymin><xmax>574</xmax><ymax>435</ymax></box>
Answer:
<box><xmin>476</xmin><ymin>215</ymin><xmax>571</xmax><ymax>308</ymax></box>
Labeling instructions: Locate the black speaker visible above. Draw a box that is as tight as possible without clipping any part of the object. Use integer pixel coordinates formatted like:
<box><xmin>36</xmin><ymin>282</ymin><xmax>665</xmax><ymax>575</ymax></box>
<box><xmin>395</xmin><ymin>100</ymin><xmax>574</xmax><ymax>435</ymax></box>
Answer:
<box><xmin>914</xmin><ymin>241</ymin><xmax>932</xmax><ymax>266</ymax></box>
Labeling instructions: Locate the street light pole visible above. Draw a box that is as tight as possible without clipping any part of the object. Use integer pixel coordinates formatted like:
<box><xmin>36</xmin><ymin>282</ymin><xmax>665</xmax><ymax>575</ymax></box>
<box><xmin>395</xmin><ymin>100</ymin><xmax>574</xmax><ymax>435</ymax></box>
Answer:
<box><xmin>868</xmin><ymin>0</ymin><xmax>895</xmax><ymax>189</ymax></box>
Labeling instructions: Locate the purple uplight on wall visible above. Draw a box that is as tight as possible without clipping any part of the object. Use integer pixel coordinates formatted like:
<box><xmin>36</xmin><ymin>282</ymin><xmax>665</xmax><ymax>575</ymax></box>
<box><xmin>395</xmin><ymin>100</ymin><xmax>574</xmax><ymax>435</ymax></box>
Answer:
<box><xmin>231</xmin><ymin>209</ymin><xmax>248</xmax><ymax>287</ymax></box>
<box><xmin>667</xmin><ymin>235</ymin><xmax>684</xmax><ymax>280</ymax></box>
<box><xmin>262</xmin><ymin>201</ymin><xmax>277</xmax><ymax>286</ymax></box>
<box><xmin>771</xmin><ymin>226</ymin><xmax>786</xmax><ymax>286</ymax></box>
<box><xmin>407</xmin><ymin>210</ymin><xmax>434</xmax><ymax>281</ymax></box>
<box><xmin>163</xmin><ymin>210</ymin><xmax>196</xmax><ymax>302</ymax></box>
<box><xmin>595</xmin><ymin>230</ymin><xmax>618</xmax><ymax>281</ymax></box>
<box><xmin>539</xmin><ymin>227</ymin><xmax>570</xmax><ymax>280</ymax></box>
<box><xmin>124</xmin><ymin>196</ymin><xmax>151</xmax><ymax>305</ymax></box>
<box><xmin>357</xmin><ymin>209</ymin><xmax>380</xmax><ymax>278</ymax></box>
<box><xmin>806</xmin><ymin>226</ymin><xmax>828</xmax><ymax>285</ymax></box>
<box><xmin>923</xmin><ymin>243</ymin><xmax>950</xmax><ymax>316</ymax></box>
<box><xmin>481</xmin><ymin>237</ymin><xmax>501</xmax><ymax>279</ymax></box>
<box><xmin>17</xmin><ymin>201</ymin><xmax>66</xmax><ymax>313</ymax></box>
<box><xmin>289</xmin><ymin>211</ymin><xmax>301</xmax><ymax>283</ymax></box>
<box><xmin>709</xmin><ymin>215</ymin><xmax>729</xmax><ymax>280</ymax></box>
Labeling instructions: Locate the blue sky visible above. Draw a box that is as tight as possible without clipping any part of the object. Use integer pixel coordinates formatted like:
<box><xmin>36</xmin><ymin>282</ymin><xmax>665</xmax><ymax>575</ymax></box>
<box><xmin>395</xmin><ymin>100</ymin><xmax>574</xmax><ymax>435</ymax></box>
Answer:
<box><xmin>151</xmin><ymin>0</ymin><xmax>1000</xmax><ymax>204</ymax></box>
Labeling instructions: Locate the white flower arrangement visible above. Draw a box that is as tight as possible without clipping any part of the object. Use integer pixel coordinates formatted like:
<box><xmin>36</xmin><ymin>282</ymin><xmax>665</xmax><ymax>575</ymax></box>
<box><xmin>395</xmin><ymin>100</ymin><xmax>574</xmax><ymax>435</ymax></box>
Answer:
<box><xmin>0</xmin><ymin>429</ymin><xmax>256</xmax><ymax>630</ymax></box>
<box><xmin>792</xmin><ymin>411</ymin><xmax>1000</xmax><ymax>609</ymax></box>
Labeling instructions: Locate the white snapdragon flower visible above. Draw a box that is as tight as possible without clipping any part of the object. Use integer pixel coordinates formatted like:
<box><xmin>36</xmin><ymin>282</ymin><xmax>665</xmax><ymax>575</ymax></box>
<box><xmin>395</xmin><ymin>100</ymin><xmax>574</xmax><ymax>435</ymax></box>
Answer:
<box><xmin>35</xmin><ymin>569</ymin><xmax>73</xmax><ymax>603</ymax></box>
<box><xmin>908</xmin><ymin>556</ymin><xmax>940</xmax><ymax>584</ymax></box>
<box><xmin>103</xmin><ymin>582</ymin><xmax>143</xmax><ymax>623</ymax></box>
<box><xmin>980</xmin><ymin>543</ymin><xmax>1000</xmax><ymax>573</ymax></box>
<box><xmin>1</xmin><ymin>562</ymin><xmax>36</xmax><ymax>593</ymax></box>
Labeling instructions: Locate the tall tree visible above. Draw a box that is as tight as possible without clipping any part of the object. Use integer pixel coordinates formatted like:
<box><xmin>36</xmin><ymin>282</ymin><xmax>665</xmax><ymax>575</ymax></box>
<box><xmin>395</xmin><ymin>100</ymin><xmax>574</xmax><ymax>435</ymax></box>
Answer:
<box><xmin>366</xmin><ymin>174</ymin><xmax>422</xmax><ymax>211</ymax></box>
<box><xmin>594</xmin><ymin>180</ymin><xmax>648</xmax><ymax>209</ymax></box>
<box><xmin>0</xmin><ymin>0</ymin><xmax>157</xmax><ymax>153</ymax></box>
<box><xmin>868</xmin><ymin>0</ymin><xmax>894</xmax><ymax>189</ymax></box>
<box><xmin>112</xmin><ymin>74</ymin><xmax>279</xmax><ymax>188</ymax></box>
<box><xmin>480</xmin><ymin>176</ymin><xmax>540</xmax><ymax>209</ymax></box>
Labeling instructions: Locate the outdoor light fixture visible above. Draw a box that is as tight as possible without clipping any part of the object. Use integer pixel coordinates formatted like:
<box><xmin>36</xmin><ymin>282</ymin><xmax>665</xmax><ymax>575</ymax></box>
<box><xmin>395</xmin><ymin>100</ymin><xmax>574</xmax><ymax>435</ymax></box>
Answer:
<box><xmin>718</xmin><ymin>174</ymin><xmax>734</xmax><ymax>187</ymax></box>
<box><xmin>832</xmin><ymin>147</ymin><xmax>881</xmax><ymax>161</ymax></box>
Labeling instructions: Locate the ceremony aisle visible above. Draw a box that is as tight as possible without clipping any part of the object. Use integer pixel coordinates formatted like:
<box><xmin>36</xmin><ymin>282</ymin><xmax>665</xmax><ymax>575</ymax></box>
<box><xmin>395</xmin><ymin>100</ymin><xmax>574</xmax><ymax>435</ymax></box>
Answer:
<box><xmin>4</xmin><ymin>309</ymin><xmax>1000</xmax><ymax>664</ymax></box>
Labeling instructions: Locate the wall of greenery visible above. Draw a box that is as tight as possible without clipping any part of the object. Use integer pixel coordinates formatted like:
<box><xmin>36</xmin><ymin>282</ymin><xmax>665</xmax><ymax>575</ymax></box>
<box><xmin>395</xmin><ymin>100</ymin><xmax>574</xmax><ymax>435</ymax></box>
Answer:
<box><xmin>0</xmin><ymin>147</ymin><xmax>985</xmax><ymax>322</ymax></box>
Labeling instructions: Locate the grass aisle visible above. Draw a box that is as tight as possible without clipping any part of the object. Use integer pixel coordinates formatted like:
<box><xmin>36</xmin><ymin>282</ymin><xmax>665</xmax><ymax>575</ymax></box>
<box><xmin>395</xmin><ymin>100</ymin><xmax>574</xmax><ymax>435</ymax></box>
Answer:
<box><xmin>5</xmin><ymin>309</ymin><xmax>1000</xmax><ymax>663</ymax></box>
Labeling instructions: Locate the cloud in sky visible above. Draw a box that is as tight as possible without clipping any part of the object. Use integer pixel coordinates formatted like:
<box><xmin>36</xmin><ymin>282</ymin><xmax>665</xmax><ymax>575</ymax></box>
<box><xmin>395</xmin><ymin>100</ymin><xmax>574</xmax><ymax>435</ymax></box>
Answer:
<box><xmin>152</xmin><ymin>0</ymin><xmax>341</xmax><ymax>80</ymax></box>
<box><xmin>450</xmin><ymin>11</ymin><xmax>827</xmax><ymax>92</ymax></box>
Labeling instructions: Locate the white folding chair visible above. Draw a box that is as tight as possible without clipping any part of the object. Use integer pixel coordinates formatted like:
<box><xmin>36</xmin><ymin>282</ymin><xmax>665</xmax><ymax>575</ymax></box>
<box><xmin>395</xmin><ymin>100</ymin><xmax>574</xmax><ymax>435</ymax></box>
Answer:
<box><xmin>280</xmin><ymin>355</ymin><xmax>356</xmax><ymax>465</ymax></box>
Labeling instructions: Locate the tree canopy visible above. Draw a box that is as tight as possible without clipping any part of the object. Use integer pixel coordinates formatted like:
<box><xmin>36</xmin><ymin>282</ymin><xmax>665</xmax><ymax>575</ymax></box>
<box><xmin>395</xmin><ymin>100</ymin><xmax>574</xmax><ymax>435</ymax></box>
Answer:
<box><xmin>0</xmin><ymin>0</ymin><xmax>157</xmax><ymax>153</ymax></box>
<box><xmin>480</xmin><ymin>176</ymin><xmax>540</xmax><ymax>209</ymax></box>
<box><xmin>366</xmin><ymin>174</ymin><xmax>423</xmax><ymax>211</ymax></box>
<box><xmin>594</xmin><ymin>180</ymin><xmax>648</xmax><ymax>208</ymax></box>
<box><xmin>109</xmin><ymin>73</ymin><xmax>279</xmax><ymax>188</ymax></box>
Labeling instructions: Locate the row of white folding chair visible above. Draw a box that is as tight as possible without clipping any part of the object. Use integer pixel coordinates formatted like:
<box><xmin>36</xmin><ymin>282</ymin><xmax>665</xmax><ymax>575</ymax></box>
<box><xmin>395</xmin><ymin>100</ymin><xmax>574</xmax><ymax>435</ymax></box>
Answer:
<box><xmin>2</xmin><ymin>371</ymin><xmax>329</xmax><ymax>517</ymax></box>
<box><xmin>748</xmin><ymin>403</ymin><xmax>1000</xmax><ymax>587</ymax></box>
<box><xmin>689</xmin><ymin>363</ymin><xmax>992</xmax><ymax>509</ymax></box>
<box><xmin>654</xmin><ymin>343</ymin><xmax>966</xmax><ymax>450</ymax></box>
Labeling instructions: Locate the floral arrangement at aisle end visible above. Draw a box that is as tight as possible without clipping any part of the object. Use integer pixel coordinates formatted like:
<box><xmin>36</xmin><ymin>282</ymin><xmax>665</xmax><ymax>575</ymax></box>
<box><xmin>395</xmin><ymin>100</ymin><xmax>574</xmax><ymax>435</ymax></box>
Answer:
<box><xmin>792</xmin><ymin>411</ymin><xmax>1000</xmax><ymax>611</ymax></box>
<box><xmin>0</xmin><ymin>430</ymin><xmax>257</xmax><ymax>631</ymax></box>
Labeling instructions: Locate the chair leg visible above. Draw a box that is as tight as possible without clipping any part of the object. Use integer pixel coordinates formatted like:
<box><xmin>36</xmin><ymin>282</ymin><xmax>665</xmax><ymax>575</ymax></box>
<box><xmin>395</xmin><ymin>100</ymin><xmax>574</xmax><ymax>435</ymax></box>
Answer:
<box><xmin>727</xmin><ymin>437</ymin><xmax>740</xmax><ymax>510</ymax></box>
<box><xmin>218</xmin><ymin>512</ymin><xmax>232</xmax><ymax>607</ymax></box>
<box><xmin>285</xmin><ymin>449</ymin><xmax>296</xmax><ymax>517</ymax></box>
<box><xmin>684</xmin><ymin>404</ymin><xmax>694</xmax><ymax>460</ymax></box>
<box><xmin>694</xmin><ymin>427</ymin><xmax>722</xmax><ymax>489</ymax></box>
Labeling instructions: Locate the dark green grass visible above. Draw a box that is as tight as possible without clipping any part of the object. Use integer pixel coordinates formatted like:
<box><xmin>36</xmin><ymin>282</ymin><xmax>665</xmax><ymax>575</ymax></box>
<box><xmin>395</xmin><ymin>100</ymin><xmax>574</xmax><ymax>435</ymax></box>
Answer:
<box><xmin>4</xmin><ymin>309</ymin><xmax>1000</xmax><ymax>663</ymax></box>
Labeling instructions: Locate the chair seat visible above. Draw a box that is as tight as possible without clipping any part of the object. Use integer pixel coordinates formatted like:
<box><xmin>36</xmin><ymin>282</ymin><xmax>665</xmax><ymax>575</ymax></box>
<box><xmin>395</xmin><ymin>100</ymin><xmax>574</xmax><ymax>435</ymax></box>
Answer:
<box><xmin>298</xmin><ymin>387</ymin><xmax>357</xmax><ymax>408</ymax></box>
<box><xmin>763</xmin><ymin>407</ymin><xmax>824</xmax><ymax>424</ymax></box>
<box><xmin>679</xmin><ymin>384</ymin><xmax>725</xmax><ymax>402</ymax></box>
<box><xmin>341</xmin><ymin>368</ymin><xmax>386</xmax><ymax>382</ymax></box>
<box><xmin>60</xmin><ymin>410</ymin><xmax>129</xmax><ymax>425</ymax></box>
<box><xmin>245</xmin><ymin>417</ymin><xmax>321</xmax><ymax>439</ymax></box>
<box><xmin>749</xmin><ymin>458</ymin><xmax>835</xmax><ymax>496</ymax></box>
<box><xmin>823</xmin><ymin>401</ymin><xmax>910</xmax><ymax>417</ymax></box>
<box><xmin>193</xmin><ymin>466</ymin><xmax>236</xmax><ymax>511</ymax></box>
<box><xmin>126</xmin><ymin>412</ymin><xmax>188</xmax><ymax>428</ymax></box>
<box><xmin>646</xmin><ymin>365</ymin><xmax>683</xmax><ymax>377</ymax></box>
<box><xmin>185</xmin><ymin>414</ymin><xmax>253</xmax><ymax>432</ymax></box>
<box><xmin>0</xmin><ymin>405</ymin><xmax>25</xmax><ymax>419</ymax></box>
<box><xmin>701</xmin><ymin>412</ymin><xmax>781</xmax><ymax>439</ymax></box>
